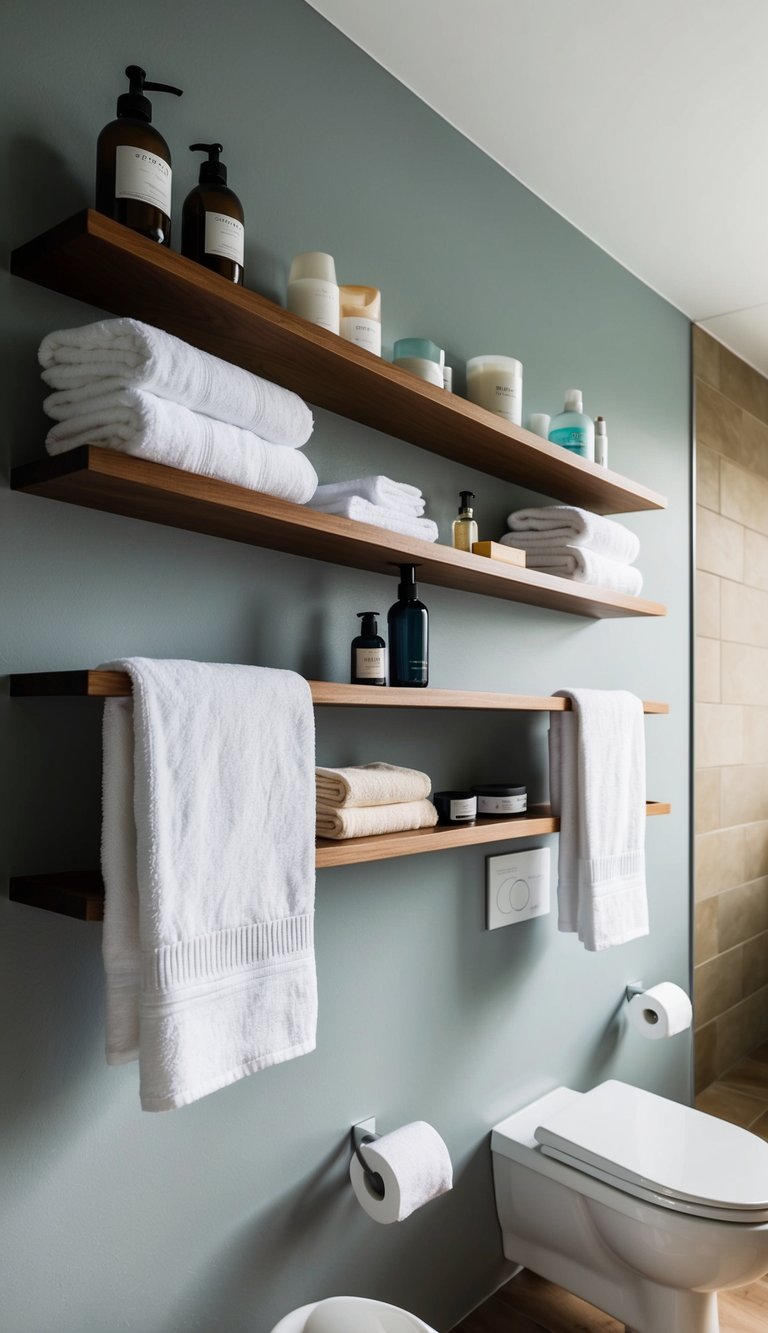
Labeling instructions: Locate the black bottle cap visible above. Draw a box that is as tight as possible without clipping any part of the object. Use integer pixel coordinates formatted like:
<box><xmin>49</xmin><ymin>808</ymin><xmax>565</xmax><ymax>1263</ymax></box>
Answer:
<box><xmin>396</xmin><ymin>563</ymin><xmax>419</xmax><ymax>599</ymax></box>
<box><xmin>357</xmin><ymin>611</ymin><xmax>380</xmax><ymax>636</ymax></box>
<box><xmin>190</xmin><ymin>142</ymin><xmax>227</xmax><ymax>185</ymax></box>
<box><xmin>117</xmin><ymin>65</ymin><xmax>183</xmax><ymax>123</ymax></box>
<box><xmin>458</xmin><ymin>490</ymin><xmax>475</xmax><ymax>514</ymax></box>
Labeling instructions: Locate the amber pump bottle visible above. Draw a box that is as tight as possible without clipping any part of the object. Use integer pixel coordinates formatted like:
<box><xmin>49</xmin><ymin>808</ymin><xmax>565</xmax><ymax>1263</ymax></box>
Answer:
<box><xmin>182</xmin><ymin>143</ymin><xmax>245</xmax><ymax>284</ymax></box>
<box><xmin>96</xmin><ymin>65</ymin><xmax>183</xmax><ymax>245</ymax></box>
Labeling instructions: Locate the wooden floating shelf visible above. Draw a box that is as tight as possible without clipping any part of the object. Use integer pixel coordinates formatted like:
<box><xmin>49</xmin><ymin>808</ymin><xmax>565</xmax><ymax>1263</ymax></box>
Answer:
<box><xmin>12</xmin><ymin>449</ymin><xmax>666</xmax><ymax>620</ymax></box>
<box><xmin>9</xmin><ymin>670</ymin><xmax>670</xmax><ymax>714</ymax></box>
<box><xmin>10</xmin><ymin>210</ymin><xmax>667</xmax><ymax>515</ymax></box>
<box><xmin>9</xmin><ymin>802</ymin><xmax>672</xmax><ymax>921</ymax></box>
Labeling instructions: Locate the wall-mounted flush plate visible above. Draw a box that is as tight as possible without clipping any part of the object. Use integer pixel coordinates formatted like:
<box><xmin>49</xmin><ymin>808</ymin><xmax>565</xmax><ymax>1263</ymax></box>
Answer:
<box><xmin>485</xmin><ymin>846</ymin><xmax>550</xmax><ymax>930</ymax></box>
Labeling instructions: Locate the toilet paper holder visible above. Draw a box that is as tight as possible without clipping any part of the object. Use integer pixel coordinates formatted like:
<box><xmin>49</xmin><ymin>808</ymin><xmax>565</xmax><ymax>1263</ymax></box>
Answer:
<box><xmin>351</xmin><ymin>1119</ymin><xmax>385</xmax><ymax>1200</ymax></box>
<box><xmin>626</xmin><ymin>979</ymin><xmax>645</xmax><ymax>1003</ymax></box>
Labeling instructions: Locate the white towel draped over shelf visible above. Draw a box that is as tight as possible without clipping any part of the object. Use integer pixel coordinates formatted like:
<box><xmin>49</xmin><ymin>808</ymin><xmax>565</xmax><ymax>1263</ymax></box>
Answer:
<box><xmin>101</xmin><ymin>658</ymin><xmax>317</xmax><ymax>1111</ymax></box>
<box><xmin>549</xmin><ymin>688</ymin><xmax>649</xmax><ymax>953</ymax></box>
<box><xmin>39</xmin><ymin>317</ymin><xmax>314</xmax><ymax>446</ymax></box>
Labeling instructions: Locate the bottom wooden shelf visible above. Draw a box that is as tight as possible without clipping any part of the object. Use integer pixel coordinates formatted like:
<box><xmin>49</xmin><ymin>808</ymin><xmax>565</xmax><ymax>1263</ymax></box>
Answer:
<box><xmin>9</xmin><ymin>802</ymin><xmax>671</xmax><ymax>921</ymax></box>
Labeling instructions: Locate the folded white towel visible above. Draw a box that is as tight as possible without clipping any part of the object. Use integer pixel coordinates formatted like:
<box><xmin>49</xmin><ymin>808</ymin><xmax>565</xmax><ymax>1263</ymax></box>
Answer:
<box><xmin>39</xmin><ymin>318</ymin><xmax>313</xmax><ymax>446</ymax></box>
<box><xmin>316</xmin><ymin>762</ymin><xmax>432</xmax><ymax>808</ymax></box>
<box><xmin>506</xmin><ymin>506</ymin><xmax>640</xmax><ymax>565</ymax></box>
<box><xmin>500</xmin><ymin>538</ymin><xmax>643</xmax><ymax>595</ymax></box>
<box><xmin>311</xmin><ymin>476</ymin><xmax>425</xmax><ymax>516</ymax></box>
<box><xmin>44</xmin><ymin>387</ymin><xmax>318</xmax><ymax>504</ymax></box>
<box><xmin>308</xmin><ymin>494</ymin><xmax>438</xmax><ymax>542</ymax></box>
<box><xmin>549</xmin><ymin>688</ymin><xmax>648</xmax><ymax>952</ymax></box>
<box><xmin>316</xmin><ymin>799</ymin><xmax>438</xmax><ymax>840</ymax></box>
<box><xmin>101</xmin><ymin>658</ymin><xmax>317</xmax><ymax>1111</ymax></box>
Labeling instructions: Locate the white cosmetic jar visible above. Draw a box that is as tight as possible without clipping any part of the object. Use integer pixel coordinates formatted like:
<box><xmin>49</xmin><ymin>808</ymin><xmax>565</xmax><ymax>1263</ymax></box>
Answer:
<box><xmin>466</xmin><ymin>355</ymin><xmax>523</xmax><ymax>425</ymax></box>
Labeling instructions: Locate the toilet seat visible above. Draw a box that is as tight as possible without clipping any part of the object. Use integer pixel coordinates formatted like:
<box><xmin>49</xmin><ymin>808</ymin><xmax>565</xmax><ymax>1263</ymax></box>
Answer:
<box><xmin>534</xmin><ymin>1079</ymin><xmax>768</xmax><ymax>1223</ymax></box>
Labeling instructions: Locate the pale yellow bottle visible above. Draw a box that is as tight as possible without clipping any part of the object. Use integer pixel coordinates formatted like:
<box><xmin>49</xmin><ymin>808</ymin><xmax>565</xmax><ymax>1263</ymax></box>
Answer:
<box><xmin>452</xmin><ymin>490</ymin><xmax>478</xmax><ymax>552</ymax></box>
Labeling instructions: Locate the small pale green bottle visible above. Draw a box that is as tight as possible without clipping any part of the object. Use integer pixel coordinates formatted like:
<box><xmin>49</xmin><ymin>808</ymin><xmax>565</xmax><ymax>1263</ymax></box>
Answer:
<box><xmin>548</xmin><ymin>389</ymin><xmax>595</xmax><ymax>460</ymax></box>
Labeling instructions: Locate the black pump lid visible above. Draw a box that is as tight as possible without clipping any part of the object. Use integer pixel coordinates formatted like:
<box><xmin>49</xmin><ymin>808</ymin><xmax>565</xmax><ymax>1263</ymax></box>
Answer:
<box><xmin>190</xmin><ymin>142</ymin><xmax>227</xmax><ymax>185</ymax></box>
<box><xmin>116</xmin><ymin>65</ymin><xmax>183</xmax><ymax>123</ymax></box>
<box><xmin>458</xmin><ymin>490</ymin><xmax>475</xmax><ymax>515</ymax></box>
<box><xmin>357</xmin><ymin>611</ymin><xmax>381</xmax><ymax>636</ymax></box>
<box><xmin>396</xmin><ymin>563</ymin><xmax>420</xmax><ymax>599</ymax></box>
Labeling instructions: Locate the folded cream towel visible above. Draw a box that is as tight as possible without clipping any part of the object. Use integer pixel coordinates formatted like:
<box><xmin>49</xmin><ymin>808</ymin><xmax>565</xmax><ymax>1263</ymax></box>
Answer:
<box><xmin>307</xmin><ymin>494</ymin><xmax>438</xmax><ymax>542</ymax></box>
<box><xmin>500</xmin><ymin>538</ymin><xmax>643</xmax><ymax>595</ymax></box>
<box><xmin>316</xmin><ymin>799</ymin><xmax>438</xmax><ymax>840</ymax></box>
<box><xmin>505</xmin><ymin>506</ymin><xmax>640</xmax><ymax>565</ymax></box>
<box><xmin>311</xmin><ymin>476</ymin><xmax>425</xmax><ymax>516</ymax></box>
<box><xmin>39</xmin><ymin>318</ymin><xmax>313</xmax><ymax>446</ymax></box>
<box><xmin>315</xmin><ymin>762</ymin><xmax>432</xmax><ymax>808</ymax></box>
<box><xmin>101</xmin><ymin>659</ymin><xmax>317</xmax><ymax>1110</ymax></box>
<box><xmin>44</xmin><ymin>387</ymin><xmax>318</xmax><ymax>504</ymax></box>
<box><xmin>549</xmin><ymin>688</ymin><xmax>648</xmax><ymax>952</ymax></box>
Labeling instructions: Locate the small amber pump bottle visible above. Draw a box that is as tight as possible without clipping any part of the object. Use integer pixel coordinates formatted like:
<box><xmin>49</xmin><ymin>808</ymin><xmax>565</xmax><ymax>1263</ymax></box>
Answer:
<box><xmin>452</xmin><ymin>491</ymin><xmax>478</xmax><ymax>552</ymax></box>
<box><xmin>96</xmin><ymin>65</ymin><xmax>183</xmax><ymax>245</ymax></box>
<box><xmin>182</xmin><ymin>143</ymin><xmax>245</xmax><ymax>285</ymax></box>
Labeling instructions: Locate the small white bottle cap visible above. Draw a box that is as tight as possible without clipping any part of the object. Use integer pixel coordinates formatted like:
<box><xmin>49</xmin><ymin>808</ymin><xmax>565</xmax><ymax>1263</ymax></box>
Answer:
<box><xmin>564</xmin><ymin>388</ymin><xmax>583</xmax><ymax>412</ymax></box>
<box><xmin>528</xmin><ymin>412</ymin><xmax>551</xmax><ymax>438</ymax></box>
<box><xmin>288</xmin><ymin>251</ymin><xmax>338</xmax><ymax>285</ymax></box>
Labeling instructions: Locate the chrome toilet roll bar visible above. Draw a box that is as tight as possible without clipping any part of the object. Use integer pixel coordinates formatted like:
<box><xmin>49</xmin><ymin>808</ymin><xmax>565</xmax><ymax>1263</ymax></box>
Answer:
<box><xmin>351</xmin><ymin>1119</ymin><xmax>385</xmax><ymax>1199</ymax></box>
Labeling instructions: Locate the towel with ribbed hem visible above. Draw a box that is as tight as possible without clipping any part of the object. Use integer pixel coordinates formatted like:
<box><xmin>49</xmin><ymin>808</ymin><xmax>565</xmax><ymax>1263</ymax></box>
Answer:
<box><xmin>311</xmin><ymin>476</ymin><xmax>425</xmax><ymax>516</ymax></box>
<box><xmin>505</xmin><ymin>506</ymin><xmax>640</xmax><ymax>565</ymax></box>
<box><xmin>316</xmin><ymin>799</ymin><xmax>438</xmax><ymax>840</ymax></box>
<box><xmin>44</xmin><ymin>387</ymin><xmax>318</xmax><ymax>504</ymax></box>
<box><xmin>39</xmin><ymin>318</ymin><xmax>313</xmax><ymax>446</ymax></box>
<box><xmin>499</xmin><ymin>540</ymin><xmax>644</xmax><ymax>595</ymax></box>
<box><xmin>548</xmin><ymin>688</ymin><xmax>648</xmax><ymax>952</ymax></box>
<box><xmin>316</xmin><ymin>762</ymin><xmax>432</xmax><ymax>808</ymax></box>
<box><xmin>307</xmin><ymin>494</ymin><xmax>438</xmax><ymax>542</ymax></box>
<box><xmin>101</xmin><ymin>658</ymin><xmax>317</xmax><ymax>1111</ymax></box>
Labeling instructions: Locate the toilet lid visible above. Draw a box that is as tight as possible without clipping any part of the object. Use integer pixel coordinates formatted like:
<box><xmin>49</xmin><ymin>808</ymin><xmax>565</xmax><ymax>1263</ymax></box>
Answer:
<box><xmin>534</xmin><ymin>1080</ymin><xmax>768</xmax><ymax>1222</ymax></box>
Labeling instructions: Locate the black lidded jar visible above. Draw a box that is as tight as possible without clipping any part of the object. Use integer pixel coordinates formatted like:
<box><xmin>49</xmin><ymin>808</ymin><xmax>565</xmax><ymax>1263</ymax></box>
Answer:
<box><xmin>95</xmin><ymin>65</ymin><xmax>183</xmax><ymax>246</ymax></box>
<box><xmin>387</xmin><ymin>564</ymin><xmax>428</xmax><ymax>688</ymax></box>
<box><xmin>351</xmin><ymin>611</ymin><xmax>386</xmax><ymax>686</ymax></box>
<box><xmin>182</xmin><ymin>142</ymin><xmax>245</xmax><ymax>285</ymax></box>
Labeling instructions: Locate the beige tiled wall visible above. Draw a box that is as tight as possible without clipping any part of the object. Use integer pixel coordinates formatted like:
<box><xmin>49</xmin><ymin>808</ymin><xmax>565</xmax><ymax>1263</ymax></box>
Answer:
<box><xmin>694</xmin><ymin>327</ymin><xmax>768</xmax><ymax>1092</ymax></box>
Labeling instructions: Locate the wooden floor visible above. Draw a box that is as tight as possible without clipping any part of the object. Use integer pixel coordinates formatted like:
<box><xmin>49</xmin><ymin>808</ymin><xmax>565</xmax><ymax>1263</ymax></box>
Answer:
<box><xmin>454</xmin><ymin>1050</ymin><xmax>768</xmax><ymax>1332</ymax></box>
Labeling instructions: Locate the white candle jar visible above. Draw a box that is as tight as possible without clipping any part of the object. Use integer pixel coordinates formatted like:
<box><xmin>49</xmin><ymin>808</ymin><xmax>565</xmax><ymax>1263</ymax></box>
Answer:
<box><xmin>466</xmin><ymin>355</ymin><xmax>523</xmax><ymax>425</ymax></box>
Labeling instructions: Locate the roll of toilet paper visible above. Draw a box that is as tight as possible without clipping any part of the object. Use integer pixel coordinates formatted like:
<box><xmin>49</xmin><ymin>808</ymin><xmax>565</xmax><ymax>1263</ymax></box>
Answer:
<box><xmin>628</xmin><ymin>982</ymin><xmax>692</xmax><ymax>1040</ymax></box>
<box><xmin>349</xmin><ymin>1121</ymin><xmax>453</xmax><ymax>1224</ymax></box>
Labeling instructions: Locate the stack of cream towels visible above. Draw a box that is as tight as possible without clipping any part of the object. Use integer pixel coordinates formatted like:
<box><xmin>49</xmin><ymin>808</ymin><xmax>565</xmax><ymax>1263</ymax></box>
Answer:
<box><xmin>502</xmin><ymin>505</ymin><xmax>642</xmax><ymax>595</ymax></box>
<box><xmin>308</xmin><ymin>476</ymin><xmax>438</xmax><ymax>542</ymax></box>
<box><xmin>316</xmin><ymin>762</ymin><xmax>438</xmax><ymax>840</ymax></box>
<box><xmin>38</xmin><ymin>317</ymin><xmax>319</xmax><ymax>503</ymax></box>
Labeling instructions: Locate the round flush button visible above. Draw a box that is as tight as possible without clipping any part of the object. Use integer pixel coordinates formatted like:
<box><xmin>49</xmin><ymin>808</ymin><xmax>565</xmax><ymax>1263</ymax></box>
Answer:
<box><xmin>497</xmin><ymin>877</ymin><xmax>530</xmax><ymax>913</ymax></box>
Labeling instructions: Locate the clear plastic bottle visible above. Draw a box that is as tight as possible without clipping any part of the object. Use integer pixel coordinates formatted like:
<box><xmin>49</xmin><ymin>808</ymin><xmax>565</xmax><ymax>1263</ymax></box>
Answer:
<box><xmin>452</xmin><ymin>491</ymin><xmax>478</xmax><ymax>552</ymax></box>
<box><xmin>548</xmin><ymin>389</ymin><xmax>595</xmax><ymax>460</ymax></box>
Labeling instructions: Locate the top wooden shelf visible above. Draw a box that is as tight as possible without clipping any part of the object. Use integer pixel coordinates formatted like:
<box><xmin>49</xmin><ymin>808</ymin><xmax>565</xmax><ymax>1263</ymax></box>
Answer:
<box><xmin>11</xmin><ymin>210</ymin><xmax>667</xmax><ymax>515</ymax></box>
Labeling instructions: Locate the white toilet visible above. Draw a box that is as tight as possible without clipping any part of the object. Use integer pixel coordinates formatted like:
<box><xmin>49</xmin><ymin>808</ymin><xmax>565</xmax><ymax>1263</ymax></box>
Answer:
<box><xmin>270</xmin><ymin>1296</ymin><xmax>438</xmax><ymax>1333</ymax></box>
<box><xmin>492</xmin><ymin>1079</ymin><xmax>768</xmax><ymax>1333</ymax></box>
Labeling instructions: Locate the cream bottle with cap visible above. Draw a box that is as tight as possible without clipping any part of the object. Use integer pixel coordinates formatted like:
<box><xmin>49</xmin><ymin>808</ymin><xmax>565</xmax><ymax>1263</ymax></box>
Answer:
<box><xmin>287</xmin><ymin>252</ymin><xmax>340</xmax><ymax>333</ymax></box>
<box><xmin>340</xmin><ymin>285</ymin><xmax>381</xmax><ymax>356</ymax></box>
<box><xmin>466</xmin><ymin>355</ymin><xmax>523</xmax><ymax>425</ymax></box>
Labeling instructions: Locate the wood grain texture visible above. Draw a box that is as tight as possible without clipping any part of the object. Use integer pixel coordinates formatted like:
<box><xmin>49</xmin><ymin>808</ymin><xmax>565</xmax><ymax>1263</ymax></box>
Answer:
<box><xmin>11</xmin><ymin>449</ymin><xmax>667</xmax><ymax>620</ymax></box>
<box><xmin>472</xmin><ymin>540</ymin><xmax>526</xmax><ymax>567</ymax></box>
<box><xmin>10</xmin><ymin>210</ymin><xmax>666</xmax><ymax>515</ymax></box>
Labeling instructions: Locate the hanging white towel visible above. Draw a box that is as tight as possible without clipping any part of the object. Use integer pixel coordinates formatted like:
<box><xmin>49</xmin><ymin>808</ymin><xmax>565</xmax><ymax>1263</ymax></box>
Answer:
<box><xmin>101</xmin><ymin>659</ymin><xmax>317</xmax><ymax>1111</ymax></box>
<box><xmin>311</xmin><ymin>476</ymin><xmax>425</xmax><ymax>516</ymax></box>
<box><xmin>44</xmin><ymin>388</ymin><xmax>318</xmax><ymax>504</ymax></box>
<box><xmin>39</xmin><ymin>317</ymin><xmax>313</xmax><ymax>446</ymax></box>
<box><xmin>505</xmin><ymin>506</ymin><xmax>640</xmax><ymax>565</ymax></box>
<box><xmin>549</xmin><ymin>688</ymin><xmax>648</xmax><ymax>952</ymax></box>
<box><xmin>307</xmin><ymin>494</ymin><xmax>438</xmax><ymax>542</ymax></box>
<box><xmin>499</xmin><ymin>540</ymin><xmax>644</xmax><ymax>596</ymax></box>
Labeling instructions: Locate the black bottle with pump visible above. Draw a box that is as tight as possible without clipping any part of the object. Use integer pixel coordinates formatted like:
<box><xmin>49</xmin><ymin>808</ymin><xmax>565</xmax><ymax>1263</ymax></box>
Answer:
<box><xmin>182</xmin><ymin>143</ymin><xmax>245</xmax><ymax>285</ymax></box>
<box><xmin>350</xmin><ymin>612</ymin><xmax>387</xmax><ymax>686</ymax></box>
<box><xmin>387</xmin><ymin>565</ymin><xmax>429</xmax><ymax>688</ymax></box>
<box><xmin>96</xmin><ymin>65</ymin><xmax>183</xmax><ymax>245</ymax></box>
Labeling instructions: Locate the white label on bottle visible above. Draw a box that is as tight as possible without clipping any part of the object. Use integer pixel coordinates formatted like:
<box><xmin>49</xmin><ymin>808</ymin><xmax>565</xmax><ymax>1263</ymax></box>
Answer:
<box><xmin>287</xmin><ymin>280</ymin><xmax>340</xmax><ymax>333</ymax></box>
<box><xmin>340</xmin><ymin>315</ymin><xmax>381</xmax><ymax>356</ymax></box>
<box><xmin>477</xmin><ymin>792</ymin><xmax>527</xmax><ymax>815</ymax></box>
<box><xmin>115</xmin><ymin>145</ymin><xmax>172</xmax><ymax>214</ymax></box>
<box><xmin>204</xmin><ymin>212</ymin><xmax>245</xmax><ymax>265</ymax></box>
<box><xmin>449</xmin><ymin>797</ymin><xmax>476</xmax><ymax>821</ymax></box>
<box><xmin>355</xmin><ymin>647</ymin><xmax>386</xmax><ymax>679</ymax></box>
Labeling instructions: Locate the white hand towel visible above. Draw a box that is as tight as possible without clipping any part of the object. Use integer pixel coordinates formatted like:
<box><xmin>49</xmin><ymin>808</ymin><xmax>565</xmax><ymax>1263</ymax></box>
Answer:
<box><xmin>505</xmin><ymin>506</ymin><xmax>640</xmax><ymax>565</ymax></box>
<box><xmin>315</xmin><ymin>762</ymin><xmax>432</xmax><ymax>808</ymax></box>
<box><xmin>500</xmin><ymin>539</ymin><xmax>644</xmax><ymax>595</ymax></box>
<box><xmin>307</xmin><ymin>494</ymin><xmax>438</xmax><ymax>542</ymax></box>
<box><xmin>311</xmin><ymin>476</ymin><xmax>425</xmax><ymax>516</ymax></box>
<box><xmin>39</xmin><ymin>317</ymin><xmax>313</xmax><ymax>446</ymax></box>
<box><xmin>316</xmin><ymin>799</ymin><xmax>438</xmax><ymax>840</ymax></box>
<box><xmin>548</xmin><ymin>688</ymin><xmax>648</xmax><ymax>952</ymax></box>
<box><xmin>101</xmin><ymin>659</ymin><xmax>317</xmax><ymax>1111</ymax></box>
<box><xmin>44</xmin><ymin>387</ymin><xmax>318</xmax><ymax>504</ymax></box>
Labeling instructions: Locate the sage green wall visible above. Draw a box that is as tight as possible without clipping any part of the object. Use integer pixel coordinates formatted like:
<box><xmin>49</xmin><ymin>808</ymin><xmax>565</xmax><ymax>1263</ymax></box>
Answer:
<box><xmin>0</xmin><ymin>2</ymin><xmax>691</xmax><ymax>1330</ymax></box>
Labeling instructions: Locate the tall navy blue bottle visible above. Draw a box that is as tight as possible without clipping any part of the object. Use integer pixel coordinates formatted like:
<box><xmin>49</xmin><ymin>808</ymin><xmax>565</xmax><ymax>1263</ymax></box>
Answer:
<box><xmin>387</xmin><ymin>564</ymin><xmax>429</xmax><ymax>687</ymax></box>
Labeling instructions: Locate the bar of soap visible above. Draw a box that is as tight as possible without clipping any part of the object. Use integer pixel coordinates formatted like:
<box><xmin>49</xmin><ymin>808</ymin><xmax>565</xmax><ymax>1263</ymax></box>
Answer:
<box><xmin>472</xmin><ymin>540</ymin><xmax>526</xmax><ymax>568</ymax></box>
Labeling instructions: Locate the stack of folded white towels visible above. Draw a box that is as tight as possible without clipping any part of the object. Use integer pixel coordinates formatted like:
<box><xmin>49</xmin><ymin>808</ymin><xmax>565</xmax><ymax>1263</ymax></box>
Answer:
<box><xmin>308</xmin><ymin>476</ymin><xmax>438</xmax><ymax>542</ymax></box>
<box><xmin>501</xmin><ymin>505</ymin><xmax>643</xmax><ymax>595</ymax></box>
<box><xmin>38</xmin><ymin>317</ymin><xmax>319</xmax><ymax>503</ymax></box>
<box><xmin>315</xmin><ymin>762</ymin><xmax>438</xmax><ymax>840</ymax></box>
